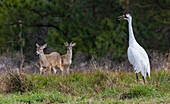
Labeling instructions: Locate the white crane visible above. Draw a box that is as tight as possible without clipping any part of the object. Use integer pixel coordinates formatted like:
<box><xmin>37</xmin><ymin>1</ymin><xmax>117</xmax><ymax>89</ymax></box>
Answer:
<box><xmin>118</xmin><ymin>13</ymin><xmax>150</xmax><ymax>84</ymax></box>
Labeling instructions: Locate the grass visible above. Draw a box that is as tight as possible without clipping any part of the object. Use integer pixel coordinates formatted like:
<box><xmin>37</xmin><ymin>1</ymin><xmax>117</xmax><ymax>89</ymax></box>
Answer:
<box><xmin>0</xmin><ymin>69</ymin><xmax>169</xmax><ymax>103</ymax></box>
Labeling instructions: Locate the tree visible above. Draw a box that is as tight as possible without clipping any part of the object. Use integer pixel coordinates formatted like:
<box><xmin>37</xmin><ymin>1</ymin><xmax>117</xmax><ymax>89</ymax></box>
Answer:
<box><xmin>0</xmin><ymin>0</ymin><xmax>169</xmax><ymax>62</ymax></box>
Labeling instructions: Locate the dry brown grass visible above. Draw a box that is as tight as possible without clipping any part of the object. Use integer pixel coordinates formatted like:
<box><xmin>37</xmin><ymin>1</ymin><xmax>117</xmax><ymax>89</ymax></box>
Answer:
<box><xmin>0</xmin><ymin>51</ymin><xmax>169</xmax><ymax>75</ymax></box>
<box><xmin>0</xmin><ymin>72</ymin><xmax>33</xmax><ymax>93</ymax></box>
<box><xmin>71</xmin><ymin>51</ymin><xmax>169</xmax><ymax>73</ymax></box>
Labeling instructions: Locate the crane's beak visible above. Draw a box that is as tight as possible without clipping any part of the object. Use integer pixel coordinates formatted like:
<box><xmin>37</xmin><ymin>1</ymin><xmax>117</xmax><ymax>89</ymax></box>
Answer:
<box><xmin>118</xmin><ymin>15</ymin><xmax>125</xmax><ymax>20</ymax></box>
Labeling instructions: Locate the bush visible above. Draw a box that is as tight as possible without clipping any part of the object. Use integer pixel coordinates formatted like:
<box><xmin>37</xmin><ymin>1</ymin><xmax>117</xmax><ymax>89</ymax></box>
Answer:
<box><xmin>0</xmin><ymin>72</ymin><xmax>34</xmax><ymax>93</ymax></box>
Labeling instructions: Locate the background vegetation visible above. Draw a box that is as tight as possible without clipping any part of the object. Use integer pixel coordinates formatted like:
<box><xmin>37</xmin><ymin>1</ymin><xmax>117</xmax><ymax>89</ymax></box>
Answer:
<box><xmin>0</xmin><ymin>0</ymin><xmax>169</xmax><ymax>61</ymax></box>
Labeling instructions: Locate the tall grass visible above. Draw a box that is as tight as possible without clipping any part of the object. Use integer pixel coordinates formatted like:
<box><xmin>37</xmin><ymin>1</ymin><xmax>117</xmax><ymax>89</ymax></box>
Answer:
<box><xmin>0</xmin><ymin>69</ymin><xmax>169</xmax><ymax>103</ymax></box>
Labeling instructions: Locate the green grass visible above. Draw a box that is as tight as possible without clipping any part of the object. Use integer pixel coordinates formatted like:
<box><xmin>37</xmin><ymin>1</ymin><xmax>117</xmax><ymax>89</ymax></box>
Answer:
<box><xmin>0</xmin><ymin>69</ymin><xmax>169</xmax><ymax>103</ymax></box>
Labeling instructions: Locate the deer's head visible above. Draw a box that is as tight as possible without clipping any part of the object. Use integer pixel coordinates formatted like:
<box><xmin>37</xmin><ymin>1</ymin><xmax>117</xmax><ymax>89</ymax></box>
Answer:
<box><xmin>64</xmin><ymin>42</ymin><xmax>76</xmax><ymax>52</ymax></box>
<box><xmin>36</xmin><ymin>43</ymin><xmax>47</xmax><ymax>55</ymax></box>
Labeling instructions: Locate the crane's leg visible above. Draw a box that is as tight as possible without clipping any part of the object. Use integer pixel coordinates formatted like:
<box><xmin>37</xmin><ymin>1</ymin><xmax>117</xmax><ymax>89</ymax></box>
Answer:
<box><xmin>146</xmin><ymin>73</ymin><xmax>148</xmax><ymax>76</ymax></box>
<box><xmin>136</xmin><ymin>73</ymin><xmax>139</xmax><ymax>84</ymax></box>
<box><xmin>142</xmin><ymin>76</ymin><xmax>145</xmax><ymax>84</ymax></box>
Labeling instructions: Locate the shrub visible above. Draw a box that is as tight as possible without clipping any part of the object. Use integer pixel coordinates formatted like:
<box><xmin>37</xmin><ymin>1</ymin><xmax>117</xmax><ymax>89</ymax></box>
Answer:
<box><xmin>0</xmin><ymin>72</ymin><xmax>34</xmax><ymax>93</ymax></box>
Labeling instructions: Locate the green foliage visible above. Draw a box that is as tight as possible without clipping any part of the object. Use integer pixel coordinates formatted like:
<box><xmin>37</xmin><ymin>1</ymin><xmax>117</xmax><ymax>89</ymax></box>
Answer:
<box><xmin>120</xmin><ymin>85</ymin><xmax>161</xmax><ymax>99</ymax></box>
<box><xmin>0</xmin><ymin>0</ymin><xmax>169</xmax><ymax>59</ymax></box>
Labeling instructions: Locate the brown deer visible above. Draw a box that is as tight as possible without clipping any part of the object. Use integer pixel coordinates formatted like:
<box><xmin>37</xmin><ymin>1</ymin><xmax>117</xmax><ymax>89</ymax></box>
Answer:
<box><xmin>36</xmin><ymin>43</ymin><xmax>62</xmax><ymax>75</ymax></box>
<box><xmin>60</xmin><ymin>42</ymin><xmax>76</xmax><ymax>74</ymax></box>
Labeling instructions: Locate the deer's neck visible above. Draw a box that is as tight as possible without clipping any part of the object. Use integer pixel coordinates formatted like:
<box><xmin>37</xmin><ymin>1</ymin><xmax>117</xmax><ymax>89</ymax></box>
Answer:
<box><xmin>128</xmin><ymin>19</ymin><xmax>138</xmax><ymax>46</ymax></box>
<box><xmin>39</xmin><ymin>52</ymin><xmax>47</xmax><ymax>62</ymax></box>
<box><xmin>66</xmin><ymin>50</ymin><xmax>72</xmax><ymax>60</ymax></box>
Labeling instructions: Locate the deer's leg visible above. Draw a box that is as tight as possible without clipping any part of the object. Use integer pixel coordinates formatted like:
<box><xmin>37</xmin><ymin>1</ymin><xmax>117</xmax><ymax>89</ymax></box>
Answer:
<box><xmin>60</xmin><ymin>66</ymin><xmax>64</xmax><ymax>76</ymax></box>
<box><xmin>52</xmin><ymin>67</ymin><xmax>57</xmax><ymax>74</ymax></box>
<box><xmin>42</xmin><ymin>67</ymin><xmax>48</xmax><ymax>75</ymax></box>
<box><xmin>48</xmin><ymin>66</ymin><xmax>52</xmax><ymax>75</ymax></box>
<box><xmin>66</xmin><ymin>65</ymin><xmax>70</xmax><ymax>74</ymax></box>
<box><xmin>40</xmin><ymin>66</ymin><xmax>43</xmax><ymax>75</ymax></box>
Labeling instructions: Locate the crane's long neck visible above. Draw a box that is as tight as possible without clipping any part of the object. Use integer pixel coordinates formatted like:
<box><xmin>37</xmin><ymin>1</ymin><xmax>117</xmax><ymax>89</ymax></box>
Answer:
<box><xmin>128</xmin><ymin>19</ymin><xmax>137</xmax><ymax>46</ymax></box>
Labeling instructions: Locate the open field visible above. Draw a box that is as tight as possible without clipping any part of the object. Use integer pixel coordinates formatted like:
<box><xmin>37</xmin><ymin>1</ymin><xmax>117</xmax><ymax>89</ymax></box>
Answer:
<box><xmin>0</xmin><ymin>69</ymin><xmax>169</xmax><ymax>103</ymax></box>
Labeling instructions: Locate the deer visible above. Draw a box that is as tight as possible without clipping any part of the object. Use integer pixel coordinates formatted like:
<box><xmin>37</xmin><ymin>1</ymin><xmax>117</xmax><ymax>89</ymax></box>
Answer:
<box><xmin>36</xmin><ymin>43</ymin><xmax>62</xmax><ymax>75</ymax></box>
<box><xmin>60</xmin><ymin>42</ymin><xmax>76</xmax><ymax>74</ymax></box>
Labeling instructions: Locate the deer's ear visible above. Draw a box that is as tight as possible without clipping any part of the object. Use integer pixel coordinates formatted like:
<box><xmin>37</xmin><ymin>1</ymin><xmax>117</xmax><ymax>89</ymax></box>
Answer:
<box><xmin>64</xmin><ymin>42</ymin><xmax>68</xmax><ymax>46</ymax></box>
<box><xmin>36</xmin><ymin>44</ymin><xmax>40</xmax><ymax>47</ymax></box>
<box><xmin>71</xmin><ymin>43</ymin><xmax>76</xmax><ymax>46</ymax></box>
<box><xmin>43</xmin><ymin>43</ymin><xmax>47</xmax><ymax>48</ymax></box>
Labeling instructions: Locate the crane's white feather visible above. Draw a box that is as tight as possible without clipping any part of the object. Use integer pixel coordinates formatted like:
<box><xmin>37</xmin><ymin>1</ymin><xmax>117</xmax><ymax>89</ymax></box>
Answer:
<box><xmin>128</xmin><ymin>45</ymin><xmax>150</xmax><ymax>78</ymax></box>
<box><xmin>124</xmin><ymin>13</ymin><xmax>150</xmax><ymax>79</ymax></box>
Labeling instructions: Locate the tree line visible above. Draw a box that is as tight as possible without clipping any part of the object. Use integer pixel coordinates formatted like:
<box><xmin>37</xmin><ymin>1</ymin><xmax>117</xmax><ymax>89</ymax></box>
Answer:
<box><xmin>0</xmin><ymin>0</ymin><xmax>169</xmax><ymax>61</ymax></box>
